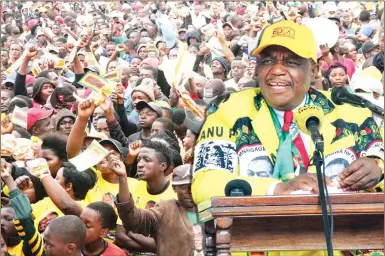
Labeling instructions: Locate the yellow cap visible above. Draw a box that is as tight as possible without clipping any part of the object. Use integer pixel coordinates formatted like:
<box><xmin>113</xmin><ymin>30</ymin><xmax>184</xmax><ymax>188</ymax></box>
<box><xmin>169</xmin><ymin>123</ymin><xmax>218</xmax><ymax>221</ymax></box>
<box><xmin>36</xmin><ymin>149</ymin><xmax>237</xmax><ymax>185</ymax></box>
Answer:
<box><xmin>360</xmin><ymin>66</ymin><xmax>382</xmax><ymax>80</ymax></box>
<box><xmin>251</xmin><ymin>20</ymin><xmax>317</xmax><ymax>63</ymax></box>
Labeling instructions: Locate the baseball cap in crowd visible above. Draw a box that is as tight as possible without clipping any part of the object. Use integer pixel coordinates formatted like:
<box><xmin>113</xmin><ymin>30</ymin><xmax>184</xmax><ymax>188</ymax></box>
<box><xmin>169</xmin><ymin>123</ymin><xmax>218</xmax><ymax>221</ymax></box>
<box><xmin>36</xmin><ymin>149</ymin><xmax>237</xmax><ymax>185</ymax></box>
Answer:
<box><xmin>172</xmin><ymin>164</ymin><xmax>192</xmax><ymax>185</ymax></box>
<box><xmin>328</xmin><ymin>17</ymin><xmax>340</xmax><ymax>24</ymax></box>
<box><xmin>122</xmin><ymin>4</ymin><xmax>132</xmax><ymax>10</ymax></box>
<box><xmin>84</xmin><ymin>65</ymin><xmax>100</xmax><ymax>75</ymax></box>
<box><xmin>252</xmin><ymin>20</ymin><xmax>317</xmax><ymax>63</ymax></box>
<box><xmin>99</xmin><ymin>139</ymin><xmax>125</xmax><ymax>157</ymax></box>
<box><xmin>36</xmin><ymin>28</ymin><xmax>45</xmax><ymax>37</ymax></box>
<box><xmin>178</xmin><ymin>28</ymin><xmax>187</xmax><ymax>33</ymax></box>
<box><xmin>85</xmin><ymin>131</ymin><xmax>108</xmax><ymax>141</ymax></box>
<box><xmin>236</xmin><ymin>8</ymin><xmax>245</xmax><ymax>15</ymax></box>
<box><xmin>361</xmin><ymin>41</ymin><xmax>379</xmax><ymax>56</ymax></box>
<box><xmin>55</xmin><ymin>16</ymin><xmax>65</xmax><ymax>24</ymax></box>
<box><xmin>2</xmin><ymin>78</ymin><xmax>15</xmax><ymax>86</ymax></box>
<box><xmin>64</xmin><ymin>16</ymin><xmax>76</xmax><ymax>25</ymax></box>
<box><xmin>50</xmin><ymin>86</ymin><xmax>77</xmax><ymax>108</ymax></box>
<box><xmin>136</xmin><ymin>101</ymin><xmax>163</xmax><ymax>117</ymax></box>
<box><xmin>203</xmin><ymin>79</ymin><xmax>226</xmax><ymax>104</ymax></box>
<box><xmin>141</xmin><ymin>58</ymin><xmax>159</xmax><ymax>68</ymax></box>
<box><xmin>111</xmin><ymin>11</ymin><xmax>120</xmax><ymax>19</ymax></box>
<box><xmin>47</xmin><ymin>45</ymin><xmax>60</xmax><ymax>54</ymax></box>
<box><xmin>27</xmin><ymin>19</ymin><xmax>40</xmax><ymax>29</ymax></box>
<box><xmin>351</xmin><ymin>75</ymin><xmax>383</xmax><ymax>95</ymax></box>
<box><xmin>222</xmin><ymin>22</ymin><xmax>235</xmax><ymax>30</ymax></box>
<box><xmin>27</xmin><ymin>108</ymin><xmax>54</xmax><ymax>130</ymax></box>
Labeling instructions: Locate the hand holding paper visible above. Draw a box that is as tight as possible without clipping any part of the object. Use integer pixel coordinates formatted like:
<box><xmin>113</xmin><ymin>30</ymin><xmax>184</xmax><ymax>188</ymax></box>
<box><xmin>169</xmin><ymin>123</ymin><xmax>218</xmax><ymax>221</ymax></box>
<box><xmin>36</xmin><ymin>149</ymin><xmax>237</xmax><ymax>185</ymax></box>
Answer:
<box><xmin>69</xmin><ymin>140</ymin><xmax>110</xmax><ymax>171</ymax></box>
<box><xmin>26</xmin><ymin>158</ymin><xmax>51</xmax><ymax>179</ymax></box>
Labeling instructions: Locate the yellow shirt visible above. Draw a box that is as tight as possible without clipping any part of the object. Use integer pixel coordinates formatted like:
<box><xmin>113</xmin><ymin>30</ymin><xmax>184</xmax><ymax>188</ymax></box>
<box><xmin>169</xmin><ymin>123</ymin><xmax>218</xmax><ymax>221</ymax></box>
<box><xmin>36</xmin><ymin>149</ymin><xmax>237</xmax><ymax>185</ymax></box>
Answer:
<box><xmin>86</xmin><ymin>169</ymin><xmax>139</xmax><ymax>205</ymax></box>
<box><xmin>32</xmin><ymin>197</ymin><xmax>88</xmax><ymax>232</ymax></box>
<box><xmin>86</xmin><ymin>169</ymin><xmax>139</xmax><ymax>242</ymax></box>
<box><xmin>8</xmin><ymin>241</ymin><xmax>24</xmax><ymax>256</ymax></box>
<box><xmin>133</xmin><ymin>180</ymin><xmax>177</xmax><ymax>209</ymax></box>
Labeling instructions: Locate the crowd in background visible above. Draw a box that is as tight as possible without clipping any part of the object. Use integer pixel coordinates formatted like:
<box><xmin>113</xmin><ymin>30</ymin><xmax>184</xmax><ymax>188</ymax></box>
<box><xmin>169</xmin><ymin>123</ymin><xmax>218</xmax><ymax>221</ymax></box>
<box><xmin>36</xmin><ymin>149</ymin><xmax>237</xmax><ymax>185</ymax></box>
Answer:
<box><xmin>0</xmin><ymin>1</ymin><xmax>384</xmax><ymax>256</ymax></box>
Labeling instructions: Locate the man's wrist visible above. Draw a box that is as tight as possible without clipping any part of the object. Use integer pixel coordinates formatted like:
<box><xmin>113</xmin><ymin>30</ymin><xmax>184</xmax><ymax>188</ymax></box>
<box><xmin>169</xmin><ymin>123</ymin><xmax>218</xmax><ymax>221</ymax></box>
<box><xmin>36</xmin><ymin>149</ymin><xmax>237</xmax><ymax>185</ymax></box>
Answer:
<box><xmin>78</xmin><ymin>116</ymin><xmax>90</xmax><ymax>122</ymax></box>
<box><xmin>104</xmin><ymin>109</ymin><xmax>115</xmax><ymax>120</ymax></box>
<box><xmin>118</xmin><ymin>174</ymin><xmax>128</xmax><ymax>181</ymax></box>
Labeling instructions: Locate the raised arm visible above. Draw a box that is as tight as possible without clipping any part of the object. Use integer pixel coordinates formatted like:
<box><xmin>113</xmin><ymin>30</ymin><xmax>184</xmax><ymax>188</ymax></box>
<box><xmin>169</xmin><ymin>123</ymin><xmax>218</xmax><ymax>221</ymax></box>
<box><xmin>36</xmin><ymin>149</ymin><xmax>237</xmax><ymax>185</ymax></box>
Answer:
<box><xmin>100</xmin><ymin>97</ymin><xmax>130</xmax><ymax>148</ymax></box>
<box><xmin>67</xmin><ymin>99</ymin><xmax>95</xmax><ymax>159</ymax></box>
<box><xmin>1</xmin><ymin>159</ymin><xmax>44</xmax><ymax>256</ymax></box>
<box><xmin>106</xmin><ymin>44</ymin><xmax>124</xmax><ymax>69</ymax></box>
<box><xmin>109</xmin><ymin>155</ymin><xmax>162</xmax><ymax>237</ymax></box>
<box><xmin>14</xmin><ymin>47</ymin><xmax>37</xmax><ymax>97</ymax></box>
<box><xmin>216</xmin><ymin>31</ymin><xmax>235</xmax><ymax>63</ymax></box>
<box><xmin>40</xmin><ymin>174</ymin><xmax>83</xmax><ymax>216</ymax></box>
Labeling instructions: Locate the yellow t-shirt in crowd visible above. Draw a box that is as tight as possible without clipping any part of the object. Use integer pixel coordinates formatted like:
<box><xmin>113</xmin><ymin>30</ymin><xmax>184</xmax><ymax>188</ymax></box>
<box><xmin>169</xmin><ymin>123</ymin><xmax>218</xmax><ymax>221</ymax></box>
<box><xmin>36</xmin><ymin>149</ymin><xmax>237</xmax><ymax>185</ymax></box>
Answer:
<box><xmin>86</xmin><ymin>168</ymin><xmax>139</xmax><ymax>242</ymax></box>
<box><xmin>8</xmin><ymin>241</ymin><xmax>24</xmax><ymax>256</ymax></box>
<box><xmin>133</xmin><ymin>180</ymin><xmax>177</xmax><ymax>209</ymax></box>
<box><xmin>32</xmin><ymin>197</ymin><xmax>89</xmax><ymax>232</ymax></box>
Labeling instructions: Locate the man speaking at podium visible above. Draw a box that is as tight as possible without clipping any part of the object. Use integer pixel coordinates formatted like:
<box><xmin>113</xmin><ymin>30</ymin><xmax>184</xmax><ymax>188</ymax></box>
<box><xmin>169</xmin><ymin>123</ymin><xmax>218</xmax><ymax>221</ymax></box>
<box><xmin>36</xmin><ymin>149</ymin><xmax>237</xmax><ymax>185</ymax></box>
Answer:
<box><xmin>192</xmin><ymin>20</ymin><xmax>384</xmax><ymax>255</ymax></box>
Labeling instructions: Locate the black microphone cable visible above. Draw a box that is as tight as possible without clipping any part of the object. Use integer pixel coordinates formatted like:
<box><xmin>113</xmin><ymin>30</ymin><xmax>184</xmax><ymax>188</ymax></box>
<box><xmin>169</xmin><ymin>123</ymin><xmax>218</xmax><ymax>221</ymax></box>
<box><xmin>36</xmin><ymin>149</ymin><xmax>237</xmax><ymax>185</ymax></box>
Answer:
<box><xmin>314</xmin><ymin>150</ymin><xmax>334</xmax><ymax>256</ymax></box>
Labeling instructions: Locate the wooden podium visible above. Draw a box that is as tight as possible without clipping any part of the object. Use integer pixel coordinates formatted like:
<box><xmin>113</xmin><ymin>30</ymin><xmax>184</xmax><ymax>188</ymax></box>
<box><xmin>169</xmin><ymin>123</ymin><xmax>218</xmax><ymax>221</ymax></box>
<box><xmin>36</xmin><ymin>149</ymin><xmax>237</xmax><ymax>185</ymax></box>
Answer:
<box><xmin>198</xmin><ymin>193</ymin><xmax>384</xmax><ymax>255</ymax></box>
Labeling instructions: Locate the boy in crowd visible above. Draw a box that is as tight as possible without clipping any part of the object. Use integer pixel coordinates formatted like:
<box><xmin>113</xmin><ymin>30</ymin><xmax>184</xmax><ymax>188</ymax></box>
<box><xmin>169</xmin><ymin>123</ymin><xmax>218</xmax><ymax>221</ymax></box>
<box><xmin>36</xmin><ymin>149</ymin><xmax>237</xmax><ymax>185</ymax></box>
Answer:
<box><xmin>1</xmin><ymin>160</ymin><xmax>87</xmax><ymax>256</ymax></box>
<box><xmin>109</xmin><ymin>153</ymin><xmax>200</xmax><ymax>256</ymax></box>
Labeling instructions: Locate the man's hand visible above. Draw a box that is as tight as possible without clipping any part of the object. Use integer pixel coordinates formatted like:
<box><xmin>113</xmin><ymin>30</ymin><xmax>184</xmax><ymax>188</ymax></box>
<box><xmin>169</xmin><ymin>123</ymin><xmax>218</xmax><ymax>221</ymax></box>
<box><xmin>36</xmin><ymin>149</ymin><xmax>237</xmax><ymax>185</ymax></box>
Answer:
<box><xmin>274</xmin><ymin>173</ymin><xmax>334</xmax><ymax>195</ymax></box>
<box><xmin>116</xmin><ymin>44</ymin><xmax>125</xmax><ymax>52</ymax></box>
<box><xmin>126</xmin><ymin>140</ymin><xmax>142</xmax><ymax>165</ymax></box>
<box><xmin>110</xmin><ymin>91</ymin><xmax>118</xmax><ymax>104</ymax></box>
<box><xmin>319</xmin><ymin>44</ymin><xmax>330</xmax><ymax>57</ymax></box>
<box><xmin>26</xmin><ymin>47</ymin><xmax>38</xmax><ymax>60</ymax></box>
<box><xmin>15</xmin><ymin>175</ymin><xmax>33</xmax><ymax>192</ymax></box>
<box><xmin>129</xmin><ymin>141</ymin><xmax>142</xmax><ymax>157</ymax></box>
<box><xmin>77</xmin><ymin>34</ymin><xmax>93</xmax><ymax>49</ymax></box>
<box><xmin>115</xmin><ymin>83</ymin><xmax>125</xmax><ymax>104</ymax></box>
<box><xmin>77</xmin><ymin>99</ymin><xmax>95</xmax><ymax>119</ymax></box>
<box><xmin>99</xmin><ymin>96</ymin><xmax>113</xmax><ymax>113</ymax></box>
<box><xmin>1</xmin><ymin>115</ymin><xmax>14</xmax><ymax>134</ymax></box>
<box><xmin>198</xmin><ymin>44</ymin><xmax>210</xmax><ymax>56</ymax></box>
<box><xmin>338</xmin><ymin>157</ymin><xmax>383</xmax><ymax>191</ymax></box>
<box><xmin>107</xmin><ymin>154</ymin><xmax>127</xmax><ymax>177</ymax></box>
<box><xmin>237</xmin><ymin>35</ymin><xmax>249</xmax><ymax>46</ymax></box>
<box><xmin>1</xmin><ymin>158</ymin><xmax>13</xmax><ymax>185</ymax></box>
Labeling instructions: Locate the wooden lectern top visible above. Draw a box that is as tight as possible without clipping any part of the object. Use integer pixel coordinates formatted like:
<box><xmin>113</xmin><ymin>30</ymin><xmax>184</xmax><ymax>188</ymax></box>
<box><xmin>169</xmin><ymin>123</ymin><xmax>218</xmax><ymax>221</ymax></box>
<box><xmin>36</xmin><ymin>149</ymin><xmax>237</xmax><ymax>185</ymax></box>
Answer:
<box><xmin>199</xmin><ymin>193</ymin><xmax>384</xmax><ymax>252</ymax></box>
<box><xmin>199</xmin><ymin>193</ymin><xmax>384</xmax><ymax>222</ymax></box>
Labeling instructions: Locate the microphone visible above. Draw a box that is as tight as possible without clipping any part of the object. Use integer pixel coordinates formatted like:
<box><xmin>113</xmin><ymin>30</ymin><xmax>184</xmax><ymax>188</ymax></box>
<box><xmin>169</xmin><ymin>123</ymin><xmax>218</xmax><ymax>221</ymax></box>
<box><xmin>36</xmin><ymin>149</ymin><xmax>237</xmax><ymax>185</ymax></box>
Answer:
<box><xmin>331</xmin><ymin>87</ymin><xmax>384</xmax><ymax>116</ymax></box>
<box><xmin>224</xmin><ymin>179</ymin><xmax>252</xmax><ymax>197</ymax></box>
<box><xmin>294</xmin><ymin>105</ymin><xmax>325</xmax><ymax>152</ymax></box>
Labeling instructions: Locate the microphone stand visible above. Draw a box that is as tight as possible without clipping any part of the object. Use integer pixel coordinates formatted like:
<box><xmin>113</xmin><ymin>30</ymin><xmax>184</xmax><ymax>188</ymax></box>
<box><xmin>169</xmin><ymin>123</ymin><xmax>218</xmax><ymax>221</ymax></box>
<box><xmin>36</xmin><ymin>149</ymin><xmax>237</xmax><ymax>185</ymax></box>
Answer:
<box><xmin>313</xmin><ymin>150</ymin><xmax>334</xmax><ymax>256</ymax></box>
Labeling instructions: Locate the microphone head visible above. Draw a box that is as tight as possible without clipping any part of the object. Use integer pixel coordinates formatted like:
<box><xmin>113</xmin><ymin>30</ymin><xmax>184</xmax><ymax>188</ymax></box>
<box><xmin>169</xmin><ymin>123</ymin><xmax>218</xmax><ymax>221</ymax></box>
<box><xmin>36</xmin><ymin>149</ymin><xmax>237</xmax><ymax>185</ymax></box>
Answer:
<box><xmin>224</xmin><ymin>179</ymin><xmax>252</xmax><ymax>197</ymax></box>
<box><xmin>294</xmin><ymin>105</ymin><xmax>324</xmax><ymax>135</ymax></box>
<box><xmin>331</xmin><ymin>87</ymin><xmax>349</xmax><ymax>105</ymax></box>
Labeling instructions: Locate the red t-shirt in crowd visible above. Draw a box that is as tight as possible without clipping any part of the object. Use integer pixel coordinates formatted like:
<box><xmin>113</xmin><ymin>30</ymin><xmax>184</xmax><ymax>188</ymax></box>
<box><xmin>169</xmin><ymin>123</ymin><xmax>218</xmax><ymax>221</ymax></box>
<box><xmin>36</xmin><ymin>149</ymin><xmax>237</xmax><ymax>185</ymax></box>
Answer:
<box><xmin>100</xmin><ymin>241</ymin><xmax>126</xmax><ymax>256</ymax></box>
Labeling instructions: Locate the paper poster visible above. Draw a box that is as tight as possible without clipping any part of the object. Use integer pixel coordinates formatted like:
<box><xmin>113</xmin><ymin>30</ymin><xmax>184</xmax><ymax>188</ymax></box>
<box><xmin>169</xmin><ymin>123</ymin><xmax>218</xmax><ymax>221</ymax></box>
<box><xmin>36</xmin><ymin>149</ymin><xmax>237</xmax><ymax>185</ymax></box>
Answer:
<box><xmin>103</xmin><ymin>70</ymin><xmax>121</xmax><ymax>82</ymax></box>
<box><xmin>11</xmin><ymin>106</ymin><xmax>28</xmax><ymax>129</ymax></box>
<box><xmin>69</xmin><ymin>140</ymin><xmax>109</xmax><ymax>171</ymax></box>
<box><xmin>78</xmin><ymin>71</ymin><xmax>109</xmax><ymax>93</ymax></box>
